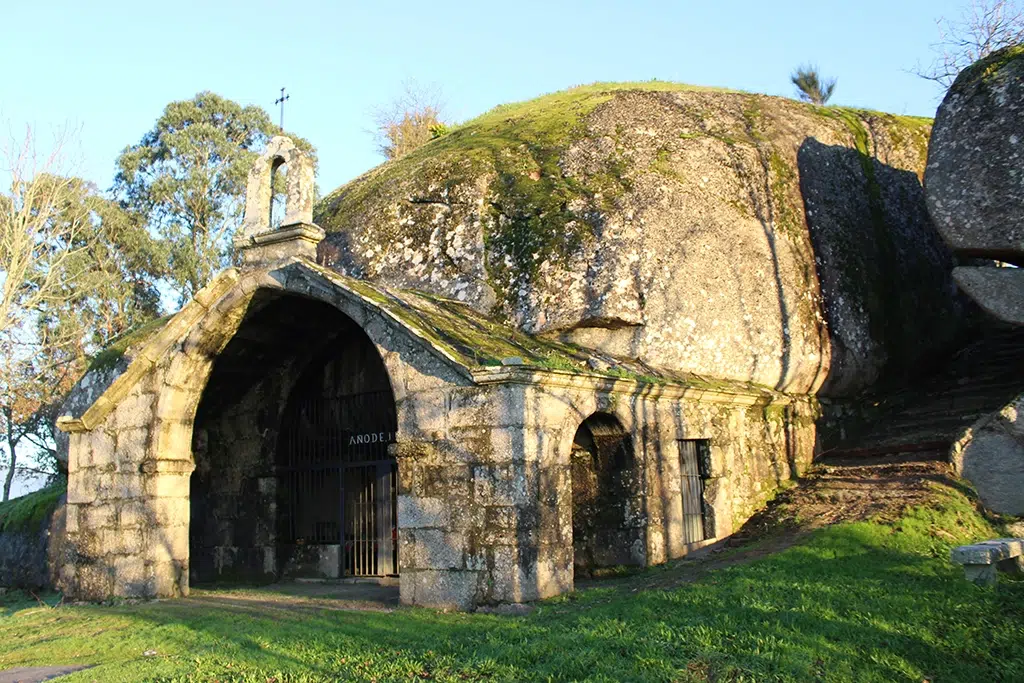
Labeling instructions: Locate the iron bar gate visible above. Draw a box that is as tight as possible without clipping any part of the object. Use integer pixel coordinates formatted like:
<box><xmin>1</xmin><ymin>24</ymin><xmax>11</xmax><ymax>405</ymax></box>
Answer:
<box><xmin>678</xmin><ymin>440</ymin><xmax>709</xmax><ymax>544</ymax></box>
<box><xmin>277</xmin><ymin>390</ymin><xmax>398</xmax><ymax>577</ymax></box>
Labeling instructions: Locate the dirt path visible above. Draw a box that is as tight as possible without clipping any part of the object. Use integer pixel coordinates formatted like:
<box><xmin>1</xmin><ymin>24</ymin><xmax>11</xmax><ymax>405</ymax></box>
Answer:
<box><xmin>180</xmin><ymin>581</ymin><xmax>400</xmax><ymax>614</ymax></box>
<box><xmin>580</xmin><ymin>453</ymin><xmax>959</xmax><ymax>593</ymax></box>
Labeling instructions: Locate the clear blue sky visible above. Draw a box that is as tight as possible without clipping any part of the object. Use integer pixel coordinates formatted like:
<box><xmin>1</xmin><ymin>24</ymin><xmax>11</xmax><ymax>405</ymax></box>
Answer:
<box><xmin>3</xmin><ymin>0</ymin><xmax>960</xmax><ymax>202</ymax></box>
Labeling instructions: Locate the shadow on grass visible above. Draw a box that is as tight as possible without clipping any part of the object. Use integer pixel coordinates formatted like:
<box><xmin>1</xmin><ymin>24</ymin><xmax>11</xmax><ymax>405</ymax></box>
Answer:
<box><xmin>60</xmin><ymin>522</ymin><xmax>1021</xmax><ymax>682</ymax></box>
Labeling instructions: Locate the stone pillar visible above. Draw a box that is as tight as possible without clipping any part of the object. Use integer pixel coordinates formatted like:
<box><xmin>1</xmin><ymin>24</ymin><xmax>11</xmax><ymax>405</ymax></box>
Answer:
<box><xmin>57</xmin><ymin>380</ymin><xmax>194</xmax><ymax>600</ymax></box>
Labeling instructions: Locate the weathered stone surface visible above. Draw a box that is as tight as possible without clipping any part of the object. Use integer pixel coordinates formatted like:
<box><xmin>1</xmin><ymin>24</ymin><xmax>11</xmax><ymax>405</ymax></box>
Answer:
<box><xmin>53</xmin><ymin>255</ymin><xmax>818</xmax><ymax>610</ymax></box>
<box><xmin>926</xmin><ymin>46</ymin><xmax>1024</xmax><ymax>263</ymax></box>
<box><xmin>951</xmin><ymin>538</ymin><xmax>1024</xmax><ymax>586</ymax></box>
<box><xmin>951</xmin><ymin>393</ymin><xmax>1024</xmax><ymax>515</ymax></box>
<box><xmin>318</xmin><ymin>87</ymin><xmax>959</xmax><ymax>395</ymax></box>
<box><xmin>952</xmin><ymin>266</ymin><xmax>1024</xmax><ymax>325</ymax></box>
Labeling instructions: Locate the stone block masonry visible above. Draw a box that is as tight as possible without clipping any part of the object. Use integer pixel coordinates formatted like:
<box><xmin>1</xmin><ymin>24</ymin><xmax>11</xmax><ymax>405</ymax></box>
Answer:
<box><xmin>55</xmin><ymin>258</ymin><xmax>815</xmax><ymax>609</ymax></box>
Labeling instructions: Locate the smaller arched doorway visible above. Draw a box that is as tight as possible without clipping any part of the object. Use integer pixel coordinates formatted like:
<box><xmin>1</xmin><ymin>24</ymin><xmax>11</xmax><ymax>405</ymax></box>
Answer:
<box><xmin>570</xmin><ymin>413</ymin><xmax>645</xmax><ymax>578</ymax></box>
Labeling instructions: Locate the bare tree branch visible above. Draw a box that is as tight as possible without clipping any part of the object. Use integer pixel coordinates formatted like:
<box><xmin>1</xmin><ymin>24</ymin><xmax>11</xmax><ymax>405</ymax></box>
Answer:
<box><xmin>913</xmin><ymin>0</ymin><xmax>1024</xmax><ymax>88</ymax></box>
<box><xmin>372</xmin><ymin>80</ymin><xmax>450</xmax><ymax>160</ymax></box>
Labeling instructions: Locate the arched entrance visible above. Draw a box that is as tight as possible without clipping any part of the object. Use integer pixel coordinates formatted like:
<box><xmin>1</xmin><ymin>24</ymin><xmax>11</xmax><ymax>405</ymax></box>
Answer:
<box><xmin>570</xmin><ymin>412</ymin><xmax>645</xmax><ymax>578</ymax></box>
<box><xmin>275</xmin><ymin>337</ymin><xmax>398</xmax><ymax>578</ymax></box>
<box><xmin>188</xmin><ymin>290</ymin><xmax>398</xmax><ymax>584</ymax></box>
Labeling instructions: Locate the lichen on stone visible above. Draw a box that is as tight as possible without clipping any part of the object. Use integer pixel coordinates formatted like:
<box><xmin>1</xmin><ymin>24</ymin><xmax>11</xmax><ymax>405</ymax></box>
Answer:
<box><xmin>316</xmin><ymin>82</ymin><xmax>958</xmax><ymax>397</ymax></box>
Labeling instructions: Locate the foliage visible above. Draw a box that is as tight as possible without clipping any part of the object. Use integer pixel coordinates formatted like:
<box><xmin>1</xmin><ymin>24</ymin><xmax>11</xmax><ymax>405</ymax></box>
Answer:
<box><xmin>790</xmin><ymin>64</ymin><xmax>837</xmax><ymax>105</ymax></box>
<box><xmin>915</xmin><ymin>0</ymin><xmax>1024</xmax><ymax>88</ymax></box>
<box><xmin>114</xmin><ymin>92</ymin><xmax>316</xmax><ymax>305</ymax></box>
<box><xmin>0</xmin><ymin>128</ymin><xmax>162</xmax><ymax>500</ymax></box>
<box><xmin>429</xmin><ymin>122</ymin><xmax>451</xmax><ymax>139</ymax></box>
<box><xmin>0</xmin><ymin>482</ymin><xmax>64</xmax><ymax>533</ymax></box>
<box><xmin>1</xmin><ymin>483</ymin><xmax>1022</xmax><ymax>681</ymax></box>
<box><xmin>373</xmin><ymin>81</ymin><xmax>449</xmax><ymax>160</ymax></box>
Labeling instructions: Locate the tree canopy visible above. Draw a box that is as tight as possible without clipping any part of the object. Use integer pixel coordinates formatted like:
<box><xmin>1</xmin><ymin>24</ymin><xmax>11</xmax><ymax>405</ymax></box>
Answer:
<box><xmin>916</xmin><ymin>0</ymin><xmax>1024</xmax><ymax>88</ymax></box>
<box><xmin>114</xmin><ymin>91</ymin><xmax>316</xmax><ymax>304</ymax></box>
<box><xmin>1</xmin><ymin>130</ymin><xmax>164</xmax><ymax>498</ymax></box>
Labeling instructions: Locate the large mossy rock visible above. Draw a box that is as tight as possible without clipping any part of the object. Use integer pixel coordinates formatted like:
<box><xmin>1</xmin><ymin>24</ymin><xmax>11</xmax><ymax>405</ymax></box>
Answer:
<box><xmin>951</xmin><ymin>393</ymin><xmax>1024</xmax><ymax>516</ymax></box>
<box><xmin>926</xmin><ymin>45</ymin><xmax>1024</xmax><ymax>262</ymax></box>
<box><xmin>318</xmin><ymin>83</ymin><xmax>959</xmax><ymax>395</ymax></box>
<box><xmin>925</xmin><ymin>45</ymin><xmax>1024</xmax><ymax>325</ymax></box>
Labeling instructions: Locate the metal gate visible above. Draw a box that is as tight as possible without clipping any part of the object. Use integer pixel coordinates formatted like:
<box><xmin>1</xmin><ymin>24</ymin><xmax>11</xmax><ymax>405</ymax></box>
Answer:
<box><xmin>678</xmin><ymin>440</ymin><xmax>708</xmax><ymax>544</ymax></box>
<box><xmin>277</xmin><ymin>390</ymin><xmax>398</xmax><ymax>576</ymax></box>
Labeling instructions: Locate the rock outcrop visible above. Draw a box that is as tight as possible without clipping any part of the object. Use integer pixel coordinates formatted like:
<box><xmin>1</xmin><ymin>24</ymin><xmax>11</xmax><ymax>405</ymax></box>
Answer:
<box><xmin>318</xmin><ymin>84</ymin><xmax>960</xmax><ymax>396</ymax></box>
<box><xmin>926</xmin><ymin>45</ymin><xmax>1024</xmax><ymax>264</ymax></box>
<box><xmin>923</xmin><ymin>47</ymin><xmax>1024</xmax><ymax>515</ymax></box>
<box><xmin>951</xmin><ymin>393</ymin><xmax>1024</xmax><ymax>515</ymax></box>
<box><xmin>925</xmin><ymin>45</ymin><xmax>1024</xmax><ymax>324</ymax></box>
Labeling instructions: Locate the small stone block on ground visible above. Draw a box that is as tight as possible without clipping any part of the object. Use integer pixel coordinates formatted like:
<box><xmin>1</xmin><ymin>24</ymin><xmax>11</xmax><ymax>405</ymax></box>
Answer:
<box><xmin>950</xmin><ymin>538</ymin><xmax>1024</xmax><ymax>566</ymax></box>
<box><xmin>951</xmin><ymin>538</ymin><xmax>1024</xmax><ymax>586</ymax></box>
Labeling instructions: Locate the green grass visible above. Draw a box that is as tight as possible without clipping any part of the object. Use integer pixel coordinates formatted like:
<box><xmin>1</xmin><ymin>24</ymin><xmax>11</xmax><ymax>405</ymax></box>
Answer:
<box><xmin>2</xmin><ymin>487</ymin><xmax>1021</xmax><ymax>682</ymax></box>
<box><xmin>0</xmin><ymin>483</ymin><xmax>64</xmax><ymax>533</ymax></box>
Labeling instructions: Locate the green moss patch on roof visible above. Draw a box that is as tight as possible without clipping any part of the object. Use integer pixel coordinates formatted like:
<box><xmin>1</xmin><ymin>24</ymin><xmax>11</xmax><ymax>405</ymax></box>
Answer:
<box><xmin>0</xmin><ymin>483</ymin><xmax>64</xmax><ymax>534</ymax></box>
<box><xmin>306</xmin><ymin>262</ymin><xmax>779</xmax><ymax>397</ymax></box>
<box><xmin>88</xmin><ymin>315</ymin><xmax>173</xmax><ymax>372</ymax></box>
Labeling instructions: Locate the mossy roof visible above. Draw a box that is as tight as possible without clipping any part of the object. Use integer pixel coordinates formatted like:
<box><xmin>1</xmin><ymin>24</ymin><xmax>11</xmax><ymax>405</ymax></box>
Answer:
<box><xmin>88</xmin><ymin>315</ymin><xmax>173</xmax><ymax>372</ymax></box>
<box><xmin>303</xmin><ymin>262</ymin><xmax>779</xmax><ymax>397</ymax></box>
<box><xmin>70</xmin><ymin>259</ymin><xmax>783</xmax><ymax>434</ymax></box>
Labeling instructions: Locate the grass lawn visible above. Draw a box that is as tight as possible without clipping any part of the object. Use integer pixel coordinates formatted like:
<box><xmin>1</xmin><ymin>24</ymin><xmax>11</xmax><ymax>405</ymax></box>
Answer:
<box><xmin>1</xmin><ymin>486</ymin><xmax>1022</xmax><ymax>682</ymax></box>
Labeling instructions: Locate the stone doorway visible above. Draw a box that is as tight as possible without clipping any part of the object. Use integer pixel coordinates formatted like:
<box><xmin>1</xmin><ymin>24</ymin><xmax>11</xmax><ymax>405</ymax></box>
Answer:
<box><xmin>275</xmin><ymin>357</ymin><xmax>398</xmax><ymax>579</ymax></box>
<box><xmin>569</xmin><ymin>412</ymin><xmax>645</xmax><ymax>579</ymax></box>
<box><xmin>188</xmin><ymin>291</ymin><xmax>399</xmax><ymax>585</ymax></box>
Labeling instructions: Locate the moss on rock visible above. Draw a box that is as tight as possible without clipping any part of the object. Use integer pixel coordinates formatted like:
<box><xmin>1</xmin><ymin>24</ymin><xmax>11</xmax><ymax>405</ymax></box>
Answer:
<box><xmin>88</xmin><ymin>316</ymin><xmax>172</xmax><ymax>372</ymax></box>
<box><xmin>316</xmin><ymin>82</ymin><xmax>960</xmax><ymax>396</ymax></box>
<box><xmin>0</xmin><ymin>484</ymin><xmax>64</xmax><ymax>533</ymax></box>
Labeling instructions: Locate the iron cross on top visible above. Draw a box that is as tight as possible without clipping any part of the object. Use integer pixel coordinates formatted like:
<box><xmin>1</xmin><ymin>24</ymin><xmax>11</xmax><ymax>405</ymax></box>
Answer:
<box><xmin>275</xmin><ymin>87</ymin><xmax>290</xmax><ymax>130</ymax></box>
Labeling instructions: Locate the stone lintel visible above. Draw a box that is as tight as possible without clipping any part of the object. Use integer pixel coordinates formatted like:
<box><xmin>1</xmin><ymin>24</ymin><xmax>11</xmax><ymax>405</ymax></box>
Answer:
<box><xmin>234</xmin><ymin>222</ymin><xmax>325</xmax><ymax>267</ymax></box>
<box><xmin>951</xmin><ymin>538</ymin><xmax>1024</xmax><ymax>566</ymax></box>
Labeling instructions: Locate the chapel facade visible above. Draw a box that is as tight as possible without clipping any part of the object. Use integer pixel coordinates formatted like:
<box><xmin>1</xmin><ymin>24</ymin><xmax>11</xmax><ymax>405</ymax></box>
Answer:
<box><xmin>54</xmin><ymin>137</ymin><xmax>816</xmax><ymax>610</ymax></box>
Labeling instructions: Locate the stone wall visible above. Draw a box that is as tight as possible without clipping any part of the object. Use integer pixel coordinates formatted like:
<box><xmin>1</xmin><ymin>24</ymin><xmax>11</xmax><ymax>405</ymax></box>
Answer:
<box><xmin>54</xmin><ymin>261</ymin><xmax>817</xmax><ymax>610</ymax></box>
<box><xmin>395</xmin><ymin>375</ymin><xmax>815</xmax><ymax>609</ymax></box>
<box><xmin>0</xmin><ymin>495</ymin><xmax>64</xmax><ymax>591</ymax></box>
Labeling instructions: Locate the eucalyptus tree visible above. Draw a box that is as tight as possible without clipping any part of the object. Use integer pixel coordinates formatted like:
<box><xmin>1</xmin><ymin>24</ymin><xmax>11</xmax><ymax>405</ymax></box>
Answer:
<box><xmin>115</xmin><ymin>91</ymin><xmax>316</xmax><ymax>305</ymax></box>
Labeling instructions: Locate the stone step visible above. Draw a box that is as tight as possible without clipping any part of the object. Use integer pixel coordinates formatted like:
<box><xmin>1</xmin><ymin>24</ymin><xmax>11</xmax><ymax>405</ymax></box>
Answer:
<box><xmin>839</xmin><ymin>324</ymin><xmax>1024</xmax><ymax>455</ymax></box>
